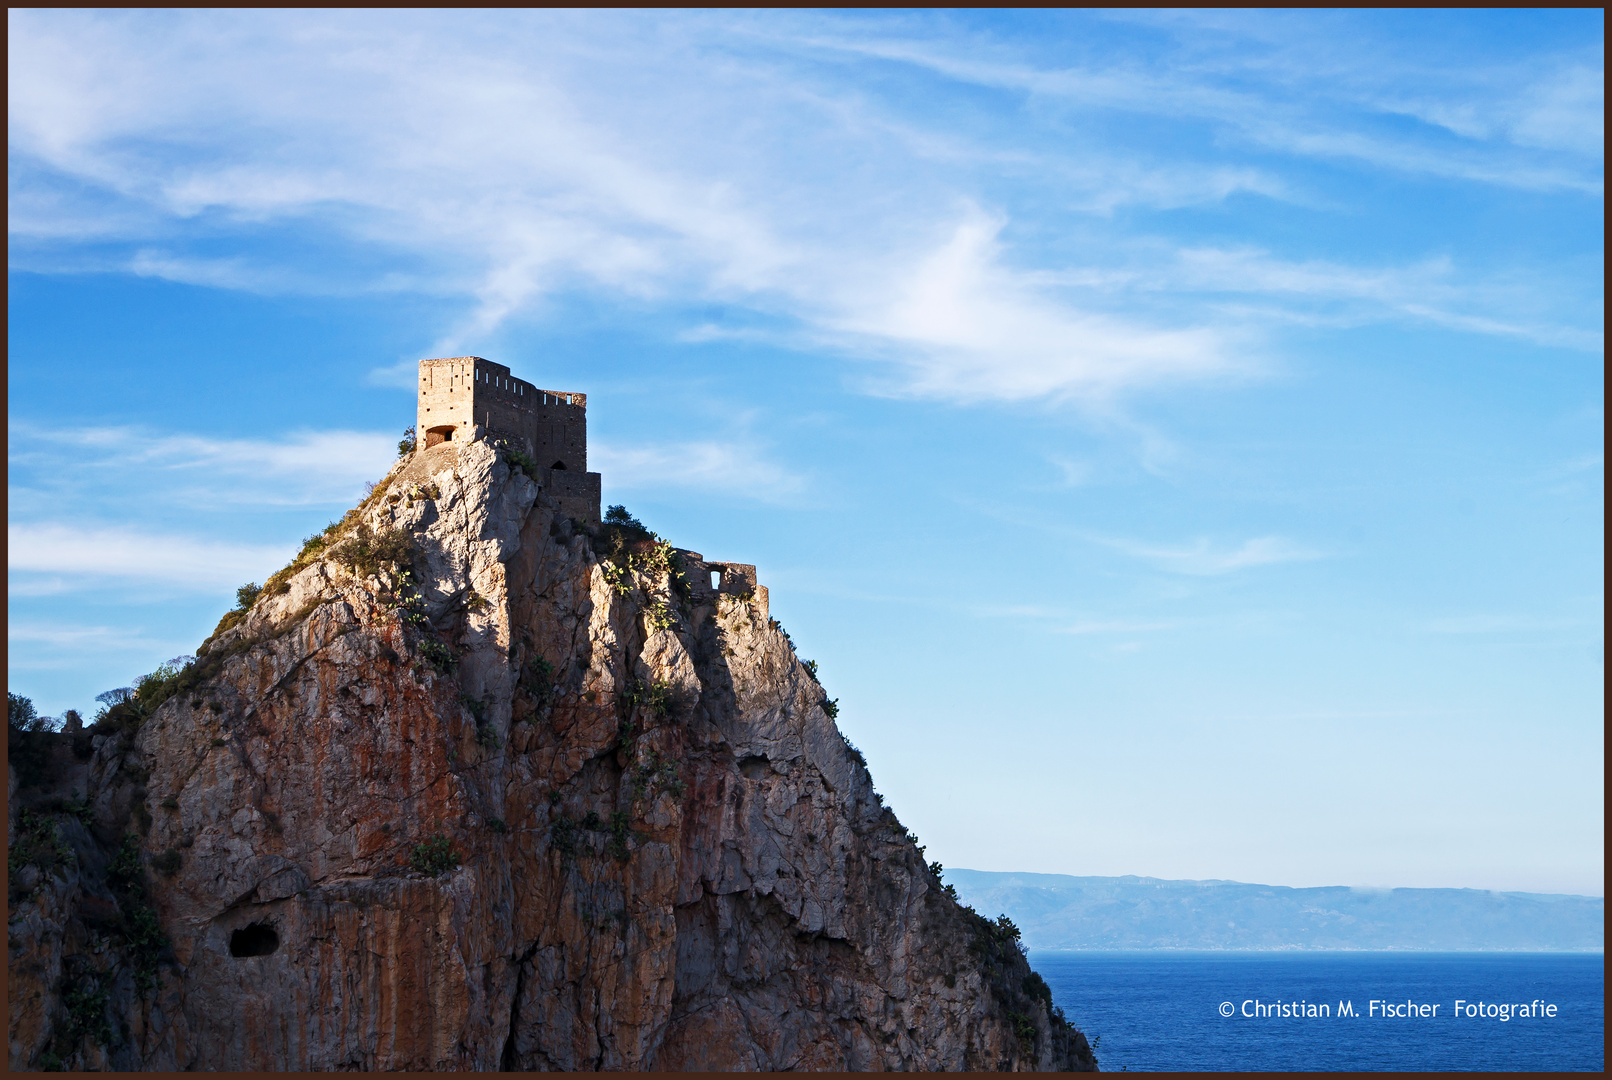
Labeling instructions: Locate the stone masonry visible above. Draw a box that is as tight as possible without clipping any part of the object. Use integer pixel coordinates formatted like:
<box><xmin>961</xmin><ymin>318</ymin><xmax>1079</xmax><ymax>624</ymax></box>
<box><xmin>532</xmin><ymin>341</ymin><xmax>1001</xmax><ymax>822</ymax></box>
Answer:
<box><xmin>416</xmin><ymin>356</ymin><xmax>602</xmax><ymax>523</ymax></box>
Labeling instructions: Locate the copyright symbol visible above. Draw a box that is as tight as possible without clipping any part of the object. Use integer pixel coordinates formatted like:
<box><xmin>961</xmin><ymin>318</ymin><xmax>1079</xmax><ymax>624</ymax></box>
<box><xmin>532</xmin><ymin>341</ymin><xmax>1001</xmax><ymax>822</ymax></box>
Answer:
<box><xmin>1219</xmin><ymin>1001</ymin><xmax>1235</xmax><ymax>1017</ymax></box>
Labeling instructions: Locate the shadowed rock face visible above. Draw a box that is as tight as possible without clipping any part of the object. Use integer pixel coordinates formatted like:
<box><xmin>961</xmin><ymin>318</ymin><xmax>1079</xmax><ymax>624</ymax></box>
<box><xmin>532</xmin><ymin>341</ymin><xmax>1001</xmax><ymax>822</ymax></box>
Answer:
<box><xmin>8</xmin><ymin>437</ymin><xmax>1098</xmax><ymax>1072</ymax></box>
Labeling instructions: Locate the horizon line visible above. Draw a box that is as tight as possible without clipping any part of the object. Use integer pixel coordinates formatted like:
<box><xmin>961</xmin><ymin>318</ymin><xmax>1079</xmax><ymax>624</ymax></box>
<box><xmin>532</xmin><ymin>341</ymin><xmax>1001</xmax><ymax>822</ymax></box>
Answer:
<box><xmin>947</xmin><ymin>867</ymin><xmax>1606</xmax><ymax>901</ymax></box>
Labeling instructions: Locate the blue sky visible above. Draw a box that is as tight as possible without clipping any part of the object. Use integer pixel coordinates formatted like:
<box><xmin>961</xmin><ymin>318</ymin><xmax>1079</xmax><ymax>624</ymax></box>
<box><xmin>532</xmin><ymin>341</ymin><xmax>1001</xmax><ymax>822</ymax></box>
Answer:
<box><xmin>8</xmin><ymin>9</ymin><xmax>1603</xmax><ymax>894</ymax></box>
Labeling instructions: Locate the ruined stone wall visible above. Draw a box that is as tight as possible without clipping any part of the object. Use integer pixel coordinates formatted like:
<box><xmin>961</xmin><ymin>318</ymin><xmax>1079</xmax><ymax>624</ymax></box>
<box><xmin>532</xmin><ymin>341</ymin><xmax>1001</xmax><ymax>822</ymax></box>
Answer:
<box><xmin>416</xmin><ymin>357</ymin><xmax>597</xmax><ymax>520</ymax></box>
<box><xmin>470</xmin><ymin>360</ymin><xmax>587</xmax><ymax>474</ymax></box>
<box><xmin>678</xmin><ymin>555</ymin><xmax>769</xmax><ymax>621</ymax></box>
<box><xmin>417</xmin><ymin>357</ymin><xmax>478</xmax><ymax>447</ymax></box>
<box><xmin>418</xmin><ymin>357</ymin><xmax>585</xmax><ymax>458</ymax></box>
<box><xmin>527</xmin><ymin>395</ymin><xmax>588</xmax><ymax>474</ymax></box>
<box><xmin>543</xmin><ymin>468</ymin><xmax>602</xmax><ymax>525</ymax></box>
<box><xmin>469</xmin><ymin>359</ymin><xmax>539</xmax><ymax>454</ymax></box>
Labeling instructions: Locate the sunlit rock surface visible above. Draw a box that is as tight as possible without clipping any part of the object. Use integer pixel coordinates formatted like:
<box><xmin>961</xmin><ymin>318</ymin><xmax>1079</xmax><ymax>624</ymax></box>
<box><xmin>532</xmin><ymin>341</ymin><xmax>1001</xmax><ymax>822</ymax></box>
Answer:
<box><xmin>8</xmin><ymin>437</ymin><xmax>1096</xmax><ymax>1072</ymax></box>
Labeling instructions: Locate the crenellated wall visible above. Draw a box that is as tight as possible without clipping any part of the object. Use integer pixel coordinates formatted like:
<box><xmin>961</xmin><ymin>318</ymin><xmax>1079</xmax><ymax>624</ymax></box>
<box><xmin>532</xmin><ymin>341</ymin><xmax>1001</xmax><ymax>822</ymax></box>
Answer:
<box><xmin>417</xmin><ymin>356</ymin><xmax>599</xmax><ymax>522</ymax></box>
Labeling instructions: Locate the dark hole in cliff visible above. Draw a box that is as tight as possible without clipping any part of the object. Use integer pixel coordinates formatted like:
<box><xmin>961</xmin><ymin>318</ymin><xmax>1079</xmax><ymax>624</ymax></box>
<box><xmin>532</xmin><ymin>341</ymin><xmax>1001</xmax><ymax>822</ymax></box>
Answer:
<box><xmin>739</xmin><ymin>754</ymin><xmax>769</xmax><ymax>780</ymax></box>
<box><xmin>551</xmin><ymin>460</ymin><xmax>567</xmax><ymax>470</ymax></box>
<box><xmin>229</xmin><ymin>923</ymin><xmax>279</xmax><ymax>957</ymax></box>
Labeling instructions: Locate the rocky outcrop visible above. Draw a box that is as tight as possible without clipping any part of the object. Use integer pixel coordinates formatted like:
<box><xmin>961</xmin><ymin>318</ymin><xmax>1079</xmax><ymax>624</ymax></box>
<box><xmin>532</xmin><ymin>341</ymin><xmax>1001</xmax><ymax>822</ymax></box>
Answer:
<box><xmin>8</xmin><ymin>434</ymin><xmax>1098</xmax><ymax>1072</ymax></box>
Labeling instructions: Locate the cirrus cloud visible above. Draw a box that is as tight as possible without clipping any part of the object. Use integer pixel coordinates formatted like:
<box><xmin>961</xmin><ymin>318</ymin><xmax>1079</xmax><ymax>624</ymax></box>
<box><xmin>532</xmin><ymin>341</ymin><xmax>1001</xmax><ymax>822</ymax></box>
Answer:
<box><xmin>1102</xmin><ymin>534</ymin><xmax>1328</xmax><ymax>576</ymax></box>
<box><xmin>8</xmin><ymin>523</ymin><xmax>294</xmax><ymax>593</ymax></box>
<box><xmin>9</xmin><ymin>9</ymin><xmax>1598</xmax><ymax>412</ymax></box>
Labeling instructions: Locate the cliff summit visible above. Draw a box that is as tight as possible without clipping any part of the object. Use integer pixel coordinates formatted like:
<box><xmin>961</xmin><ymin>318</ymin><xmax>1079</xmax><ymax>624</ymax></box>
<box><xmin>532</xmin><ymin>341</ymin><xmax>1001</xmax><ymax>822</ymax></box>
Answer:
<box><xmin>9</xmin><ymin>373</ymin><xmax>1097</xmax><ymax>1071</ymax></box>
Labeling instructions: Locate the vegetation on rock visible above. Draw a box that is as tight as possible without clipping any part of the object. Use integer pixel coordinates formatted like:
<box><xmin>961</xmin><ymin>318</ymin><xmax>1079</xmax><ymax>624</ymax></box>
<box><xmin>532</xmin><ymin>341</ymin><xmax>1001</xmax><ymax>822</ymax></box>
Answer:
<box><xmin>6</xmin><ymin>437</ymin><xmax>1096</xmax><ymax>1073</ymax></box>
<box><xmin>410</xmin><ymin>834</ymin><xmax>461</xmax><ymax>876</ymax></box>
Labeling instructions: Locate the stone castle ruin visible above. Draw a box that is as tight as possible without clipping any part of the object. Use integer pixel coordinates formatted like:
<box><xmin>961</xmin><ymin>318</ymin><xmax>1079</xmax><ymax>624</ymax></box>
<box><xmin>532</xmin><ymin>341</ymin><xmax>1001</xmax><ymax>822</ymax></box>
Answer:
<box><xmin>413</xmin><ymin>355</ymin><xmax>766</xmax><ymax>615</ymax></box>
<box><xmin>416</xmin><ymin>356</ymin><xmax>602</xmax><ymax>524</ymax></box>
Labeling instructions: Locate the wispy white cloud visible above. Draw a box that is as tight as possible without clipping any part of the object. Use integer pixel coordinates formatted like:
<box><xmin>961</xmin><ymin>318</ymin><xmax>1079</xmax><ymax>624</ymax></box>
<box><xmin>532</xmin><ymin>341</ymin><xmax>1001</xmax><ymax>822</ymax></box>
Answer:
<box><xmin>592</xmin><ymin>439</ymin><xmax>807</xmax><ymax>503</ymax></box>
<box><xmin>1372</xmin><ymin>63</ymin><xmax>1604</xmax><ymax>159</ymax></box>
<box><xmin>10</xmin><ymin>423</ymin><xmax>397</xmax><ymax>506</ymax></box>
<box><xmin>789</xmin><ymin>14</ymin><xmax>1604</xmax><ymax>194</ymax></box>
<box><xmin>1167</xmin><ymin>247</ymin><xmax>1604</xmax><ymax>351</ymax></box>
<box><xmin>7</xmin><ymin>621</ymin><xmax>180</xmax><ymax>652</ymax></box>
<box><xmin>968</xmin><ymin>601</ymin><xmax>1183</xmax><ymax>634</ymax></box>
<box><xmin>1025</xmin><ymin>244</ymin><xmax>1602</xmax><ymax>351</ymax></box>
<box><xmin>8</xmin><ymin>9</ymin><xmax>1597</xmax><ymax>410</ymax></box>
<box><xmin>1100</xmin><ymin>534</ymin><xmax>1327</xmax><ymax>575</ymax></box>
<box><xmin>827</xmin><ymin>211</ymin><xmax>1242</xmax><ymax>402</ymax></box>
<box><xmin>1056</xmin><ymin>618</ymin><xmax>1180</xmax><ymax>635</ymax></box>
<box><xmin>7</xmin><ymin>523</ymin><xmax>293</xmax><ymax>591</ymax></box>
<box><xmin>1422</xmin><ymin>615</ymin><xmax>1587</xmax><ymax>635</ymax></box>
<box><xmin>367</xmin><ymin>359</ymin><xmax>424</xmax><ymax>389</ymax></box>
<box><xmin>1047</xmin><ymin>456</ymin><xmax>1095</xmax><ymax>488</ymax></box>
<box><xmin>1539</xmin><ymin>453</ymin><xmax>1604</xmax><ymax>480</ymax></box>
<box><xmin>125</xmin><ymin>249</ymin><xmax>416</xmax><ymax>296</ymax></box>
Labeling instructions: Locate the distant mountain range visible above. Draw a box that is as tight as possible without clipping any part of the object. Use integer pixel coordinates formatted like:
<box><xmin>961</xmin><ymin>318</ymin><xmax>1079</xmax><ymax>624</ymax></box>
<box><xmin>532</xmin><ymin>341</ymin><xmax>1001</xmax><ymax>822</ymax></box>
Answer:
<box><xmin>945</xmin><ymin>870</ymin><xmax>1604</xmax><ymax>952</ymax></box>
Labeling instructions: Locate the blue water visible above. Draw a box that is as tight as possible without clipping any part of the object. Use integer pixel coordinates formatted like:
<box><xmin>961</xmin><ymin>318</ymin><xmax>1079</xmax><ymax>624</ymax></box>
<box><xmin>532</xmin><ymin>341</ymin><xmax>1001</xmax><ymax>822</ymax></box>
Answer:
<box><xmin>1033</xmin><ymin>951</ymin><xmax>1604</xmax><ymax>1072</ymax></box>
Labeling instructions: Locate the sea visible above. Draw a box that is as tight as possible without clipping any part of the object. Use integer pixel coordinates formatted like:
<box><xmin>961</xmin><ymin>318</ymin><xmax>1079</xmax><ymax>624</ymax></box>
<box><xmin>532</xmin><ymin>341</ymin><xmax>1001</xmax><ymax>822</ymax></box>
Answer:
<box><xmin>1033</xmin><ymin>951</ymin><xmax>1604</xmax><ymax>1073</ymax></box>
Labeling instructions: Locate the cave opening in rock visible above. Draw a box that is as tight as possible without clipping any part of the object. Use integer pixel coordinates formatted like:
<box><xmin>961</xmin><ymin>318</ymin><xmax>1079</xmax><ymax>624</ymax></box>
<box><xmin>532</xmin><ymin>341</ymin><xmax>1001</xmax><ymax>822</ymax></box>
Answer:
<box><xmin>229</xmin><ymin>922</ymin><xmax>280</xmax><ymax>957</ymax></box>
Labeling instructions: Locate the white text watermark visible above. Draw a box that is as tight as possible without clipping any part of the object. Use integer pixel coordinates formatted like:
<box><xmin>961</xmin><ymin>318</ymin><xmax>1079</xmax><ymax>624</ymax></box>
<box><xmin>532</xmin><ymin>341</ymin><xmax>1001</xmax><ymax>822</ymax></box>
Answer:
<box><xmin>1219</xmin><ymin>998</ymin><xmax>1560</xmax><ymax>1020</ymax></box>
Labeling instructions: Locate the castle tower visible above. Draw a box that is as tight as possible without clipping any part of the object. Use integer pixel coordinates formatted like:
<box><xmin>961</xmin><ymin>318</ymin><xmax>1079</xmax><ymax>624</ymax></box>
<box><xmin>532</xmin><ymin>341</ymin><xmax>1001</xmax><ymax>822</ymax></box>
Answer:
<box><xmin>416</xmin><ymin>356</ymin><xmax>602</xmax><ymax>523</ymax></box>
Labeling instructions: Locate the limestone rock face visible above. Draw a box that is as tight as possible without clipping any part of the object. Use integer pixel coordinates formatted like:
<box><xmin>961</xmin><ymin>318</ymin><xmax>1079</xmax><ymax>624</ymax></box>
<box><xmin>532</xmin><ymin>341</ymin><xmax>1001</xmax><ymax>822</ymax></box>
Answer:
<box><xmin>8</xmin><ymin>437</ymin><xmax>1097</xmax><ymax>1072</ymax></box>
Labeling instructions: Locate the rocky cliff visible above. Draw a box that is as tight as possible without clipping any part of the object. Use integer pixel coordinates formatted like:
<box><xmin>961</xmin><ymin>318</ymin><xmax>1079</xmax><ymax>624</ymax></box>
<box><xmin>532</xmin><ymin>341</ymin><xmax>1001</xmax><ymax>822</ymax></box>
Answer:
<box><xmin>8</xmin><ymin>434</ymin><xmax>1098</xmax><ymax>1072</ymax></box>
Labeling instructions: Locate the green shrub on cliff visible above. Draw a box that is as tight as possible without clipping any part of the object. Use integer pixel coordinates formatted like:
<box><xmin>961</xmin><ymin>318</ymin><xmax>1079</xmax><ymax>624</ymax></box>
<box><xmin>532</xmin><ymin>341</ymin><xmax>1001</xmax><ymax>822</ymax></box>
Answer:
<box><xmin>200</xmin><ymin>582</ymin><xmax>264</xmax><ymax>646</ymax></box>
<box><xmin>993</xmin><ymin>913</ymin><xmax>1025</xmax><ymax>954</ymax></box>
<box><xmin>8</xmin><ymin>809</ymin><xmax>74</xmax><ymax>902</ymax></box>
<box><xmin>520</xmin><ymin>655</ymin><xmax>555</xmax><ymax>721</ymax></box>
<box><xmin>606</xmin><ymin>810</ymin><xmax>634</xmax><ymax>863</ymax></box>
<box><xmin>86</xmin><ymin>656</ymin><xmax>208</xmax><ymax>734</ymax></box>
<box><xmin>621</xmin><ymin>679</ymin><xmax>673</xmax><ymax>719</ymax></box>
<box><xmin>550</xmin><ymin>815</ymin><xmax>579</xmax><ymax>857</ymax></box>
<box><xmin>104</xmin><ymin>834</ymin><xmax>171</xmax><ymax>995</ymax></box>
<box><xmin>330</xmin><ymin>522</ymin><xmax>412</xmax><ymax>579</ymax></box>
<box><xmin>1022</xmin><ymin>971</ymin><xmax>1053</xmax><ymax>1008</ymax></box>
<box><xmin>8</xmin><ymin>692</ymin><xmax>62</xmax><ymax>787</ymax></box>
<box><xmin>62</xmin><ymin>975</ymin><xmax>113</xmax><ymax>1048</ymax></box>
<box><xmin>967</xmin><ymin>910</ymin><xmax>1028</xmax><ymax>972</ymax></box>
<box><xmin>632</xmin><ymin>750</ymin><xmax>685</xmax><ymax>802</ymax></box>
<box><xmin>1006</xmin><ymin>1010</ymin><xmax>1036</xmax><ymax>1054</ymax></box>
<box><xmin>122</xmin><ymin>902</ymin><xmax>169</xmax><ymax>994</ymax></box>
<box><xmin>411</xmin><ymin>834</ymin><xmax>461</xmax><ymax>876</ymax></box>
<box><xmin>418</xmin><ymin>638</ymin><xmax>456</xmax><ymax>674</ymax></box>
<box><xmin>498</xmin><ymin>439</ymin><xmax>538</xmax><ymax>478</ymax></box>
<box><xmin>256</xmin><ymin>478</ymin><xmax>403</xmax><ymax>601</ymax></box>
